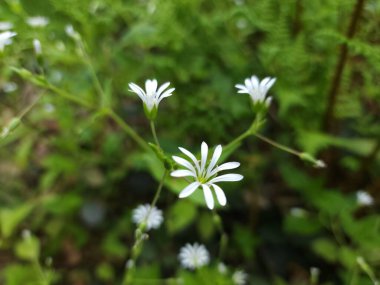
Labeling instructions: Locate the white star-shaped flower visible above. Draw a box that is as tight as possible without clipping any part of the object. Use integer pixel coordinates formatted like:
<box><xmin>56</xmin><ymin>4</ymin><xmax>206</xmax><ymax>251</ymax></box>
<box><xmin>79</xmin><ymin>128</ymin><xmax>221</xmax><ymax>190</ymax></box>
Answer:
<box><xmin>0</xmin><ymin>31</ymin><xmax>16</xmax><ymax>51</ymax></box>
<box><xmin>128</xmin><ymin>79</ymin><xmax>175</xmax><ymax>120</ymax></box>
<box><xmin>171</xmin><ymin>142</ymin><xmax>243</xmax><ymax>210</ymax></box>
<box><xmin>132</xmin><ymin>204</ymin><xmax>163</xmax><ymax>230</ymax></box>
<box><xmin>235</xmin><ymin>75</ymin><xmax>276</xmax><ymax>107</ymax></box>
<box><xmin>178</xmin><ymin>243</ymin><xmax>210</xmax><ymax>270</ymax></box>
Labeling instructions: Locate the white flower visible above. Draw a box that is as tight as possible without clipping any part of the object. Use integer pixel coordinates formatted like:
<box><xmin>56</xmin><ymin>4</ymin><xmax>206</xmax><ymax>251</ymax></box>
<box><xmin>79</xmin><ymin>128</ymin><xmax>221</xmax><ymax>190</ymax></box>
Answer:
<box><xmin>235</xmin><ymin>75</ymin><xmax>276</xmax><ymax>107</ymax></box>
<box><xmin>178</xmin><ymin>243</ymin><xmax>210</xmax><ymax>269</ymax></box>
<box><xmin>0</xmin><ymin>31</ymin><xmax>16</xmax><ymax>51</ymax></box>
<box><xmin>290</xmin><ymin>207</ymin><xmax>307</xmax><ymax>218</ymax></box>
<box><xmin>232</xmin><ymin>270</ymin><xmax>248</xmax><ymax>285</ymax></box>
<box><xmin>33</xmin><ymin>39</ymin><xmax>42</xmax><ymax>55</ymax></box>
<box><xmin>356</xmin><ymin>190</ymin><xmax>374</xmax><ymax>206</ymax></box>
<box><xmin>128</xmin><ymin>79</ymin><xmax>175</xmax><ymax>119</ymax></box>
<box><xmin>218</xmin><ymin>262</ymin><xmax>228</xmax><ymax>274</ymax></box>
<box><xmin>2</xmin><ymin>82</ymin><xmax>18</xmax><ymax>93</ymax></box>
<box><xmin>27</xmin><ymin>16</ymin><xmax>49</xmax><ymax>28</ymax></box>
<box><xmin>0</xmin><ymin>22</ymin><xmax>13</xmax><ymax>31</ymax></box>
<box><xmin>132</xmin><ymin>204</ymin><xmax>163</xmax><ymax>230</ymax></box>
<box><xmin>65</xmin><ymin>24</ymin><xmax>80</xmax><ymax>40</ymax></box>
<box><xmin>171</xmin><ymin>142</ymin><xmax>243</xmax><ymax>210</ymax></box>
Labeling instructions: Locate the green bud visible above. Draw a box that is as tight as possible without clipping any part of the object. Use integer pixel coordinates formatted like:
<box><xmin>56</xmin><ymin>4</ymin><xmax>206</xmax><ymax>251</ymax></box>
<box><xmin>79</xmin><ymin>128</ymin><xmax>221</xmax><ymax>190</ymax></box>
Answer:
<box><xmin>300</xmin><ymin>153</ymin><xmax>326</xmax><ymax>168</ymax></box>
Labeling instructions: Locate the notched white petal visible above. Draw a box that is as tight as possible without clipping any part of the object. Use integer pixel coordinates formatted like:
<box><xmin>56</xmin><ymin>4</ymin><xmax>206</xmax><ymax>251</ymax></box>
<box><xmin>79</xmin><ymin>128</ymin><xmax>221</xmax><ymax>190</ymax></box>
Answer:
<box><xmin>209</xmin><ymin>173</ymin><xmax>243</xmax><ymax>183</ymax></box>
<box><xmin>179</xmin><ymin>182</ymin><xmax>200</xmax><ymax>198</ymax></box>
<box><xmin>202</xmin><ymin>184</ymin><xmax>214</xmax><ymax>209</ymax></box>
<box><xmin>171</xmin><ymin>169</ymin><xmax>195</xmax><ymax>177</ymax></box>
<box><xmin>212</xmin><ymin>184</ymin><xmax>227</xmax><ymax>206</ymax></box>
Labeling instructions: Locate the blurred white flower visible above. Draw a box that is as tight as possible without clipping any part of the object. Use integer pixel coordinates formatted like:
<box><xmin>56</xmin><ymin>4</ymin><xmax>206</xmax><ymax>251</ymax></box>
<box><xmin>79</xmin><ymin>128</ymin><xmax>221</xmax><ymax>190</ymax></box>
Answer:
<box><xmin>218</xmin><ymin>262</ymin><xmax>228</xmax><ymax>274</ymax></box>
<box><xmin>33</xmin><ymin>39</ymin><xmax>42</xmax><ymax>55</ymax></box>
<box><xmin>128</xmin><ymin>79</ymin><xmax>175</xmax><ymax>120</ymax></box>
<box><xmin>171</xmin><ymin>142</ymin><xmax>243</xmax><ymax>209</ymax></box>
<box><xmin>27</xmin><ymin>16</ymin><xmax>49</xmax><ymax>28</ymax></box>
<box><xmin>132</xmin><ymin>204</ymin><xmax>163</xmax><ymax>230</ymax></box>
<box><xmin>0</xmin><ymin>22</ymin><xmax>13</xmax><ymax>31</ymax></box>
<box><xmin>179</xmin><ymin>243</ymin><xmax>210</xmax><ymax>270</ymax></box>
<box><xmin>2</xmin><ymin>82</ymin><xmax>18</xmax><ymax>93</ymax></box>
<box><xmin>290</xmin><ymin>207</ymin><xmax>307</xmax><ymax>217</ymax></box>
<box><xmin>22</xmin><ymin>229</ymin><xmax>32</xmax><ymax>240</ymax></box>
<box><xmin>356</xmin><ymin>190</ymin><xmax>374</xmax><ymax>206</ymax></box>
<box><xmin>235</xmin><ymin>75</ymin><xmax>276</xmax><ymax>108</ymax></box>
<box><xmin>65</xmin><ymin>24</ymin><xmax>81</xmax><ymax>40</ymax></box>
<box><xmin>232</xmin><ymin>270</ymin><xmax>248</xmax><ymax>285</ymax></box>
<box><xmin>0</xmin><ymin>31</ymin><xmax>16</xmax><ymax>51</ymax></box>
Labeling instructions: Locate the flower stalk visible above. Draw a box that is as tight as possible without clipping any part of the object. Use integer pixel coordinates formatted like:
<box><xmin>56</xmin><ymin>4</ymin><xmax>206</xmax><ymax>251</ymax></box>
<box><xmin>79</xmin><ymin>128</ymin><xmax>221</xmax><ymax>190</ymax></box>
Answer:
<box><xmin>123</xmin><ymin>170</ymin><xmax>168</xmax><ymax>285</ymax></box>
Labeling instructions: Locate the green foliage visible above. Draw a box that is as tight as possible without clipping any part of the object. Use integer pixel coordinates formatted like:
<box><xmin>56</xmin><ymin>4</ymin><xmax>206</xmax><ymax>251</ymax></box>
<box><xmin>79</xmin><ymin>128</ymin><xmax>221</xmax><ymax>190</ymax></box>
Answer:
<box><xmin>0</xmin><ymin>0</ymin><xmax>379</xmax><ymax>284</ymax></box>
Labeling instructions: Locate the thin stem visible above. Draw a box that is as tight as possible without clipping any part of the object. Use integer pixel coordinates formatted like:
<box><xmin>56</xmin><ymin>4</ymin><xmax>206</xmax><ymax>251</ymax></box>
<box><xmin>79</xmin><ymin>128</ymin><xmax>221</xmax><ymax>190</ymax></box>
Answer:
<box><xmin>212</xmin><ymin>210</ymin><xmax>228</xmax><ymax>260</ymax></box>
<box><xmin>47</xmin><ymin>84</ymin><xmax>94</xmax><ymax>109</ymax></box>
<box><xmin>107</xmin><ymin>109</ymin><xmax>151</xmax><ymax>152</ymax></box>
<box><xmin>253</xmin><ymin>133</ymin><xmax>301</xmax><ymax>156</ymax></box>
<box><xmin>123</xmin><ymin>170</ymin><xmax>168</xmax><ymax>285</ymax></box>
<box><xmin>150</xmin><ymin>120</ymin><xmax>161</xmax><ymax>148</ymax></box>
<box><xmin>76</xmin><ymin>37</ymin><xmax>106</xmax><ymax>103</ymax></box>
<box><xmin>19</xmin><ymin>93</ymin><xmax>44</xmax><ymax>118</ymax></box>
<box><xmin>32</xmin><ymin>258</ymin><xmax>49</xmax><ymax>285</ymax></box>
<box><xmin>322</xmin><ymin>0</ymin><xmax>365</xmax><ymax>133</ymax></box>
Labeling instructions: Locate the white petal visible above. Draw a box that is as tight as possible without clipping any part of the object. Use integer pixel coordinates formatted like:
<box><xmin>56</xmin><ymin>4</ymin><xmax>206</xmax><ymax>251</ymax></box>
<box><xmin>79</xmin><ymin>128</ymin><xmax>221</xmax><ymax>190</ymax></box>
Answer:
<box><xmin>179</xmin><ymin>147</ymin><xmax>201</xmax><ymax>173</ymax></box>
<box><xmin>237</xmin><ymin>89</ymin><xmax>249</xmax><ymax>94</ymax></box>
<box><xmin>250</xmin><ymin>76</ymin><xmax>259</xmax><ymax>89</ymax></box>
<box><xmin>235</xmin><ymin>84</ymin><xmax>246</xmax><ymax>90</ymax></box>
<box><xmin>208</xmin><ymin>162</ymin><xmax>240</xmax><ymax>177</ymax></box>
<box><xmin>265</xmin><ymin>96</ymin><xmax>272</xmax><ymax>107</ymax></box>
<box><xmin>260</xmin><ymin>77</ymin><xmax>271</xmax><ymax>88</ymax></box>
<box><xmin>202</xmin><ymin>184</ymin><xmax>214</xmax><ymax>209</ymax></box>
<box><xmin>171</xmin><ymin>169</ymin><xmax>195</xmax><ymax>177</ymax></box>
<box><xmin>156</xmin><ymin>82</ymin><xmax>170</xmax><ymax>96</ymax></box>
<box><xmin>212</xmin><ymin>184</ymin><xmax>227</xmax><ymax>206</ymax></box>
<box><xmin>200</xmin><ymin>142</ymin><xmax>208</xmax><ymax>173</ymax></box>
<box><xmin>129</xmin><ymin>83</ymin><xmax>147</xmax><ymax>103</ymax></box>
<box><xmin>265</xmin><ymin>78</ymin><xmax>276</xmax><ymax>90</ymax></box>
<box><xmin>179</xmin><ymin>182</ymin><xmax>200</xmax><ymax>198</ymax></box>
<box><xmin>145</xmin><ymin>79</ymin><xmax>157</xmax><ymax>95</ymax></box>
<box><xmin>206</xmin><ymin>145</ymin><xmax>222</xmax><ymax>177</ymax></box>
<box><xmin>209</xmin><ymin>174</ymin><xmax>243</xmax><ymax>183</ymax></box>
<box><xmin>157</xmin><ymin>88</ymin><xmax>175</xmax><ymax>103</ymax></box>
<box><xmin>172</xmin><ymin>156</ymin><xmax>197</xmax><ymax>173</ymax></box>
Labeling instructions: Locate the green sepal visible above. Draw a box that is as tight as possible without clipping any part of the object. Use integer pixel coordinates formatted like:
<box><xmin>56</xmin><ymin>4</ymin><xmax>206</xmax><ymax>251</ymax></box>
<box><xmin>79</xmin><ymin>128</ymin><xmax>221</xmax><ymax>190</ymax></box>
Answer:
<box><xmin>143</xmin><ymin>104</ymin><xmax>158</xmax><ymax>121</ymax></box>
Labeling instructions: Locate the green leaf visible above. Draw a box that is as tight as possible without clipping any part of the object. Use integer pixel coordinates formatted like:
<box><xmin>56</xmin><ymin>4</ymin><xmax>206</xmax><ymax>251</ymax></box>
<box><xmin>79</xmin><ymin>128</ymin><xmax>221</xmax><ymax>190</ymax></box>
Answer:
<box><xmin>312</xmin><ymin>238</ymin><xmax>338</xmax><ymax>262</ymax></box>
<box><xmin>15</xmin><ymin>236</ymin><xmax>40</xmax><ymax>261</ymax></box>
<box><xmin>0</xmin><ymin>204</ymin><xmax>34</xmax><ymax>238</ymax></box>
<box><xmin>166</xmin><ymin>200</ymin><xmax>197</xmax><ymax>234</ymax></box>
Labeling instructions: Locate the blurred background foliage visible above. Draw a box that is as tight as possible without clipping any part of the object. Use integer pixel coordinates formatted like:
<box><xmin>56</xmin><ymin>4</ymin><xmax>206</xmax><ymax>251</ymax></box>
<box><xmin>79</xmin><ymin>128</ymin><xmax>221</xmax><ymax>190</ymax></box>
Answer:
<box><xmin>0</xmin><ymin>0</ymin><xmax>379</xmax><ymax>284</ymax></box>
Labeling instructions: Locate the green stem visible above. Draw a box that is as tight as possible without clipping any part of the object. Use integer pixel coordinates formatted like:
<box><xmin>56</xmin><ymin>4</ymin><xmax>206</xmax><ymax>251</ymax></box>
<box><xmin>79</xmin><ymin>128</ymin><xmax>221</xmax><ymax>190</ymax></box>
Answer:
<box><xmin>123</xmin><ymin>170</ymin><xmax>168</xmax><ymax>285</ymax></box>
<box><xmin>107</xmin><ymin>109</ymin><xmax>151</xmax><ymax>152</ymax></box>
<box><xmin>32</xmin><ymin>258</ymin><xmax>49</xmax><ymax>285</ymax></box>
<box><xmin>253</xmin><ymin>133</ymin><xmax>301</xmax><ymax>156</ymax></box>
<box><xmin>212</xmin><ymin>210</ymin><xmax>228</xmax><ymax>260</ymax></box>
<box><xmin>150</xmin><ymin>120</ymin><xmax>161</xmax><ymax>148</ymax></box>
<box><xmin>47</xmin><ymin>84</ymin><xmax>94</xmax><ymax>109</ymax></box>
<box><xmin>19</xmin><ymin>93</ymin><xmax>44</xmax><ymax>118</ymax></box>
<box><xmin>76</xmin><ymin>37</ymin><xmax>106</xmax><ymax>104</ymax></box>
